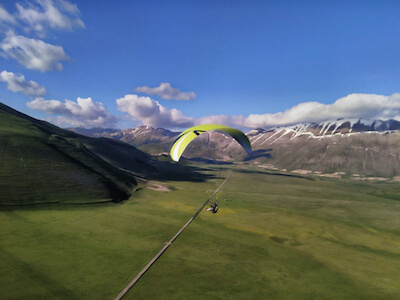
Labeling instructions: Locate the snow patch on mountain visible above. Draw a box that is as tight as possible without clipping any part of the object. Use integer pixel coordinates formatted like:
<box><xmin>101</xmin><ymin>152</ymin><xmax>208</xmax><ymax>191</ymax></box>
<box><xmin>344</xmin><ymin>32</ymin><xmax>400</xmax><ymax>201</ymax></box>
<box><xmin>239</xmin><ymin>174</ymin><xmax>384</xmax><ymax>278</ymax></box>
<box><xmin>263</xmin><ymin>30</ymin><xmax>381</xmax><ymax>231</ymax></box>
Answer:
<box><xmin>248</xmin><ymin>118</ymin><xmax>400</xmax><ymax>146</ymax></box>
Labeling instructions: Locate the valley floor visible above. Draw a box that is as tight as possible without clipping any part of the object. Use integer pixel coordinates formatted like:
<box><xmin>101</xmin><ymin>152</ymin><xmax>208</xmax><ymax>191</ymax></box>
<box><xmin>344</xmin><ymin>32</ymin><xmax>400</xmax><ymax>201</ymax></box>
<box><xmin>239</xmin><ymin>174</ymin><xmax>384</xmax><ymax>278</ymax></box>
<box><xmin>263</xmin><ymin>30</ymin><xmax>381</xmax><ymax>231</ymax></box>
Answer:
<box><xmin>1</xmin><ymin>165</ymin><xmax>400</xmax><ymax>299</ymax></box>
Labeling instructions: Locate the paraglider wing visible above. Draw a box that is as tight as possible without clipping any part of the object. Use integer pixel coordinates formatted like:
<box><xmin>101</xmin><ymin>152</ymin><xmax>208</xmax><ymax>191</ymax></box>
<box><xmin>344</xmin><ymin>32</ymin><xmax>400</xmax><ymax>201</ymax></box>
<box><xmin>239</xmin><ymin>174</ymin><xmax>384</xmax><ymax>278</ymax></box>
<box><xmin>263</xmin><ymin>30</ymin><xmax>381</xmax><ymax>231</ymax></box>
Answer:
<box><xmin>170</xmin><ymin>124</ymin><xmax>252</xmax><ymax>162</ymax></box>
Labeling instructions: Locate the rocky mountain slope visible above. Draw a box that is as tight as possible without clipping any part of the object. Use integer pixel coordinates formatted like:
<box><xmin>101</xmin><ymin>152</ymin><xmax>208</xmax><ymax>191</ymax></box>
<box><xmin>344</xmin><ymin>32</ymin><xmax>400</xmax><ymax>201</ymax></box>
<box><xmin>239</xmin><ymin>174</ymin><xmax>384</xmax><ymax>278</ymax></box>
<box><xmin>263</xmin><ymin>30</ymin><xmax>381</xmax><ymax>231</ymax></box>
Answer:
<box><xmin>247</xmin><ymin>119</ymin><xmax>400</xmax><ymax>177</ymax></box>
<box><xmin>72</xmin><ymin>119</ymin><xmax>400</xmax><ymax>177</ymax></box>
<box><xmin>69</xmin><ymin>126</ymin><xmax>180</xmax><ymax>154</ymax></box>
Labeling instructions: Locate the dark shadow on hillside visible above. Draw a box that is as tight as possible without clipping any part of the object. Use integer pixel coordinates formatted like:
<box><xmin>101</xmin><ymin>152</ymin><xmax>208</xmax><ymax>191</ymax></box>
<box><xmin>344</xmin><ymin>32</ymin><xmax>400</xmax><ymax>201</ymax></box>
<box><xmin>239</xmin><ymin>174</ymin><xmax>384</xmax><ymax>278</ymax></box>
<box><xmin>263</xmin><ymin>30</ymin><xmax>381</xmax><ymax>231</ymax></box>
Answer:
<box><xmin>150</xmin><ymin>161</ymin><xmax>219</xmax><ymax>182</ymax></box>
<box><xmin>234</xmin><ymin>168</ymin><xmax>316</xmax><ymax>181</ymax></box>
<box><xmin>243</xmin><ymin>149</ymin><xmax>272</xmax><ymax>161</ymax></box>
<box><xmin>189</xmin><ymin>157</ymin><xmax>233</xmax><ymax>165</ymax></box>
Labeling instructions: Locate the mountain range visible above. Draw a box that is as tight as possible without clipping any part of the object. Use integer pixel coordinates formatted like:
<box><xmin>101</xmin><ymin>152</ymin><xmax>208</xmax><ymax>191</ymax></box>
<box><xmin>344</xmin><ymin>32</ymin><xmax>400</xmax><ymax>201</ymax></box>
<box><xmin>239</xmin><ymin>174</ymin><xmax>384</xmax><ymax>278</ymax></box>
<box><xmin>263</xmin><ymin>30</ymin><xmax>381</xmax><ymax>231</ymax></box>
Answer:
<box><xmin>70</xmin><ymin>118</ymin><xmax>400</xmax><ymax>178</ymax></box>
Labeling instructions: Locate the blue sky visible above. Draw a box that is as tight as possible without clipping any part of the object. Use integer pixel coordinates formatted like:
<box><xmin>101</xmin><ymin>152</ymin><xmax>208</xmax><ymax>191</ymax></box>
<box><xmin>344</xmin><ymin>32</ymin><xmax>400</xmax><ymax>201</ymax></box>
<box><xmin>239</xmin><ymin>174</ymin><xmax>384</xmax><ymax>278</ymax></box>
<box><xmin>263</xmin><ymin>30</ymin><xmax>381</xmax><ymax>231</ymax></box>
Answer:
<box><xmin>1</xmin><ymin>0</ymin><xmax>400</xmax><ymax>130</ymax></box>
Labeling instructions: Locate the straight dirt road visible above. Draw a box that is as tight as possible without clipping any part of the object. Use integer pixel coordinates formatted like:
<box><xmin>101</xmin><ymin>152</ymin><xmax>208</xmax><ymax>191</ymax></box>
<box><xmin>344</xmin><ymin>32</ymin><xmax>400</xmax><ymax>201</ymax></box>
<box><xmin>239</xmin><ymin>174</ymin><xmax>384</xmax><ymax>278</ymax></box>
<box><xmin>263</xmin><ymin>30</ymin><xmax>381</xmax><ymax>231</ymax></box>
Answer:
<box><xmin>114</xmin><ymin>171</ymin><xmax>233</xmax><ymax>300</ymax></box>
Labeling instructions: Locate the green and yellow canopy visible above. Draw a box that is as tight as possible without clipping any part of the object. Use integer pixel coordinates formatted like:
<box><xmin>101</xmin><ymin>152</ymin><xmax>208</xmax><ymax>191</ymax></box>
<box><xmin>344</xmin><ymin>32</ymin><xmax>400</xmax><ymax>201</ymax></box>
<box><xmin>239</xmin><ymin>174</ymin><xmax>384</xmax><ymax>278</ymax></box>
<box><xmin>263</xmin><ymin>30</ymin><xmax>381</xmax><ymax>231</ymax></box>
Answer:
<box><xmin>170</xmin><ymin>124</ymin><xmax>252</xmax><ymax>162</ymax></box>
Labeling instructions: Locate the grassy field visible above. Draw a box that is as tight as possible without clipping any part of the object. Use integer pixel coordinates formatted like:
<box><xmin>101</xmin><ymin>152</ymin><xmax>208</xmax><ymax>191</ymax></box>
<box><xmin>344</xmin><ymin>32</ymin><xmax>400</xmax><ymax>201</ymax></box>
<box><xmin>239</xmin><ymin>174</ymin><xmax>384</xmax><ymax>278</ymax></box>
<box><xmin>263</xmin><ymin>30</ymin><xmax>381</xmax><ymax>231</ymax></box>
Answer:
<box><xmin>1</xmin><ymin>165</ymin><xmax>400</xmax><ymax>299</ymax></box>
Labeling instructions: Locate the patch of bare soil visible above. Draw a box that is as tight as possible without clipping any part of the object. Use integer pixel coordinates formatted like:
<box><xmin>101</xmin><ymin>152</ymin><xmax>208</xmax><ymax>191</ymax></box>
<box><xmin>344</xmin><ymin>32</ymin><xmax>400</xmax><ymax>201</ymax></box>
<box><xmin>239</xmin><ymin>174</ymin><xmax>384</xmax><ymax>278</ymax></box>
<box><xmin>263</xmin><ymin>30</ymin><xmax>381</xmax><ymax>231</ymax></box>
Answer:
<box><xmin>292</xmin><ymin>169</ymin><xmax>312</xmax><ymax>175</ymax></box>
<box><xmin>147</xmin><ymin>182</ymin><xmax>171</xmax><ymax>192</ymax></box>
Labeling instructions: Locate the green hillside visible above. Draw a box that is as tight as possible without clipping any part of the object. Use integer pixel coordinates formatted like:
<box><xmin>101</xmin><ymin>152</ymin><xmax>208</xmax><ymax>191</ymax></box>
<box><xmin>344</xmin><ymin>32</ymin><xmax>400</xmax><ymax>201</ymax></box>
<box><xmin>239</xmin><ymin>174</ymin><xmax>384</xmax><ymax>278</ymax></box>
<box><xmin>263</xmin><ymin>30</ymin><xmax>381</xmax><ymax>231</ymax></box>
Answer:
<box><xmin>0</xmin><ymin>103</ymin><xmax>154</xmax><ymax>205</ymax></box>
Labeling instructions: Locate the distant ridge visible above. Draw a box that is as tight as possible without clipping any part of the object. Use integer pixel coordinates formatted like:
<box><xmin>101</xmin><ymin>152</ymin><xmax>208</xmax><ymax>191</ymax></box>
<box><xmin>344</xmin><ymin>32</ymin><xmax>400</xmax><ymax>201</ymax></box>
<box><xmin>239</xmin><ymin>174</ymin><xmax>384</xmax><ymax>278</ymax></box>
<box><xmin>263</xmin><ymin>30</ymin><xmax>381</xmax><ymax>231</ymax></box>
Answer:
<box><xmin>261</xmin><ymin>118</ymin><xmax>400</xmax><ymax>138</ymax></box>
<box><xmin>246</xmin><ymin>118</ymin><xmax>400</xmax><ymax>177</ymax></box>
<box><xmin>70</xmin><ymin>118</ymin><xmax>400</xmax><ymax>177</ymax></box>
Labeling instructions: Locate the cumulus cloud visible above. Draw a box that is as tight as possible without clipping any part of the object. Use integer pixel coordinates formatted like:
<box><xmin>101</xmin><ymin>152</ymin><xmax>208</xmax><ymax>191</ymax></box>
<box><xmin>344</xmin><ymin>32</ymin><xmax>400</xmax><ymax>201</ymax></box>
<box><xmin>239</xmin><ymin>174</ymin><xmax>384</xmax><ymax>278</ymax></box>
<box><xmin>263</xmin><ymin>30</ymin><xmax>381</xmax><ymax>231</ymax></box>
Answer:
<box><xmin>116</xmin><ymin>94</ymin><xmax>195</xmax><ymax>128</ymax></box>
<box><xmin>115</xmin><ymin>96</ymin><xmax>242</xmax><ymax>129</ymax></box>
<box><xmin>0</xmin><ymin>70</ymin><xmax>46</xmax><ymax>95</ymax></box>
<box><xmin>27</xmin><ymin>97</ymin><xmax>117</xmax><ymax>127</ymax></box>
<box><xmin>196</xmin><ymin>115</ymin><xmax>229</xmax><ymax>125</ymax></box>
<box><xmin>242</xmin><ymin>93</ymin><xmax>400</xmax><ymax>128</ymax></box>
<box><xmin>16</xmin><ymin>0</ymin><xmax>84</xmax><ymax>35</ymax></box>
<box><xmin>135</xmin><ymin>82</ymin><xmax>196</xmax><ymax>101</ymax></box>
<box><xmin>0</xmin><ymin>34</ymin><xmax>69</xmax><ymax>71</ymax></box>
<box><xmin>116</xmin><ymin>93</ymin><xmax>400</xmax><ymax>130</ymax></box>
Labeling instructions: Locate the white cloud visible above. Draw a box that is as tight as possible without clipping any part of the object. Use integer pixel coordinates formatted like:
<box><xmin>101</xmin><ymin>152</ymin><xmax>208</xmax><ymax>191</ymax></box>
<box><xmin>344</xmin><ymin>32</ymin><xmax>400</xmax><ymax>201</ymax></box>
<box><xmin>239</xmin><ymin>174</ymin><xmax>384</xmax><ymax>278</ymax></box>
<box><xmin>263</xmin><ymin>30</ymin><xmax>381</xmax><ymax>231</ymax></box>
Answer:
<box><xmin>0</xmin><ymin>34</ymin><xmax>70</xmax><ymax>71</ymax></box>
<box><xmin>0</xmin><ymin>70</ymin><xmax>46</xmax><ymax>96</ymax></box>
<box><xmin>242</xmin><ymin>93</ymin><xmax>400</xmax><ymax>128</ymax></box>
<box><xmin>0</xmin><ymin>5</ymin><xmax>16</xmax><ymax>25</ymax></box>
<box><xmin>196</xmin><ymin>114</ymin><xmax>232</xmax><ymax>126</ymax></box>
<box><xmin>116</xmin><ymin>94</ymin><xmax>195</xmax><ymax>128</ymax></box>
<box><xmin>0</xmin><ymin>1</ymin><xmax>83</xmax><ymax>72</ymax></box>
<box><xmin>116</xmin><ymin>93</ymin><xmax>400</xmax><ymax>130</ymax></box>
<box><xmin>16</xmin><ymin>0</ymin><xmax>84</xmax><ymax>35</ymax></box>
<box><xmin>135</xmin><ymin>82</ymin><xmax>196</xmax><ymax>101</ymax></box>
<box><xmin>27</xmin><ymin>97</ymin><xmax>117</xmax><ymax>127</ymax></box>
<box><xmin>115</xmin><ymin>96</ymin><xmax>242</xmax><ymax>129</ymax></box>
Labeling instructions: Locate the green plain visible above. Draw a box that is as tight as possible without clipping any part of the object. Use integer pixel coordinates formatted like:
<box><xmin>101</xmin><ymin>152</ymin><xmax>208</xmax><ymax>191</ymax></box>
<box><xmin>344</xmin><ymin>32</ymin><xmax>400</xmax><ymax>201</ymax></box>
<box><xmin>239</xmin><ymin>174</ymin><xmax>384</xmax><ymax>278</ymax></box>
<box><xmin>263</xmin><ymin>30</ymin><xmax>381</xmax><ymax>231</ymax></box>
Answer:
<box><xmin>1</xmin><ymin>166</ymin><xmax>400</xmax><ymax>299</ymax></box>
